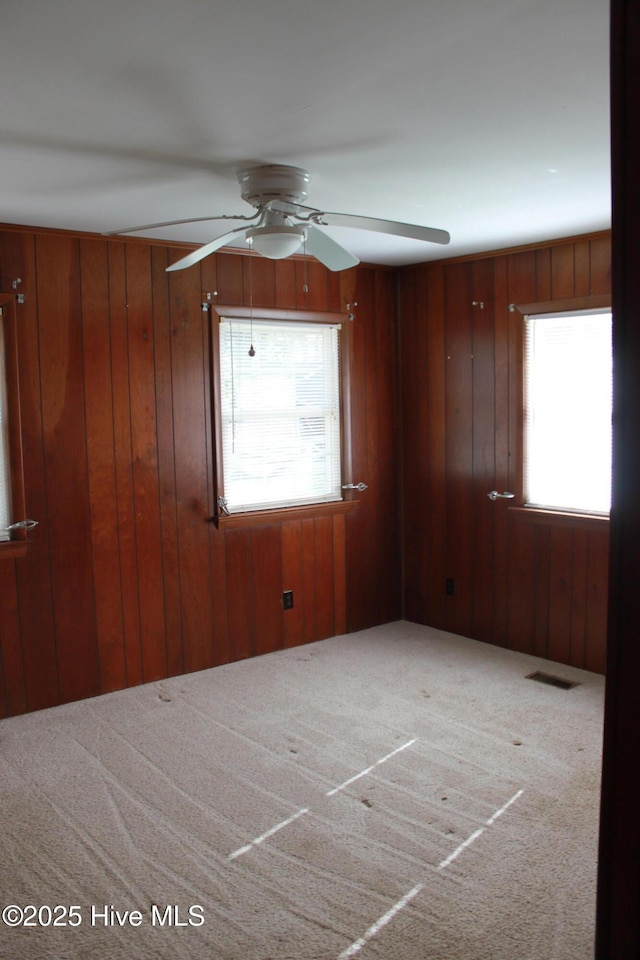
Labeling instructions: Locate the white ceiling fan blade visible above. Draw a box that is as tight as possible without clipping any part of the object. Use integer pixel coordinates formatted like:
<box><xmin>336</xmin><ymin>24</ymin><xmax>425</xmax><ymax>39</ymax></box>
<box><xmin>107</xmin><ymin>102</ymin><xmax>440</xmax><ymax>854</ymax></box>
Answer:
<box><xmin>320</xmin><ymin>211</ymin><xmax>450</xmax><ymax>246</ymax></box>
<box><xmin>305</xmin><ymin>224</ymin><xmax>359</xmax><ymax>272</ymax></box>
<box><xmin>166</xmin><ymin>225</ymin><xmax>250</xmax><ymax>272</ymax></box>
<box><xmin>105</xmin><ymin>212</ymin><xmax>257</xmax><ymax>236</ymax></box>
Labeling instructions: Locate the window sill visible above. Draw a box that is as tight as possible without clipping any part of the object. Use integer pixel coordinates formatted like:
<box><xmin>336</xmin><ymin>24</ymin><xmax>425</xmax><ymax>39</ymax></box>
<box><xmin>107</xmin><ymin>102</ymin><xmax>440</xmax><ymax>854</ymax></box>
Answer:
<box><xmin>0</xmin><ymin>539</ymin><xmax>31</xmax><ymax>559</ymax></box>
<box><xmin>212</xmin><ymin>498</ymin><xmax>360</xmax><ymax>529</ymax></box>
<box><xmin>509</xmin><ymin>506</ymin><xmax>609</xmax><ymax>531</ymax></box>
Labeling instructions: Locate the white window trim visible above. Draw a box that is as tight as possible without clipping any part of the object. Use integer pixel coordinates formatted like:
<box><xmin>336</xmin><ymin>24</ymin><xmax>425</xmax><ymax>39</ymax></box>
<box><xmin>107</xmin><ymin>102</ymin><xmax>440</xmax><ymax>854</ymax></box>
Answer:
<box><xmin>511</xmin><ymin>294</ymin><xmax>612</xmax><ymax>527</ymax></box>
<box><xmin>209</xmin><ymin>305</ymin><xmax>358</xmax><ymax>528</ymax></box>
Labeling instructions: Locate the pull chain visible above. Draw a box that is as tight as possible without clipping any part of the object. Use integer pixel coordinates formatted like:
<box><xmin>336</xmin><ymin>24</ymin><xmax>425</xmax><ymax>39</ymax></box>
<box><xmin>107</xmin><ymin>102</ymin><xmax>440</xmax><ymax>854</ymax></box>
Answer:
<box><xmin>248</xmin><ymin>248</ymin><xmax>255</xmax><ymax>357</ymax></box>
<box><xmin>303</xmin><ymin>232</ymin><xmax>309</xmax><ymax>295</ymax></box>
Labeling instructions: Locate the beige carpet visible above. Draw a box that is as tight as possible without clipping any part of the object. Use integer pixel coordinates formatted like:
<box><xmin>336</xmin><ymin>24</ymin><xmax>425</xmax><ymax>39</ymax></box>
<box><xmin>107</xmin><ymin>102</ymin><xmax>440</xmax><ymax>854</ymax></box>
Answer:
<box><xmin>0</xmin><ymin>621</ymin><xmax>604</xmax><ymax>959</ymax></box>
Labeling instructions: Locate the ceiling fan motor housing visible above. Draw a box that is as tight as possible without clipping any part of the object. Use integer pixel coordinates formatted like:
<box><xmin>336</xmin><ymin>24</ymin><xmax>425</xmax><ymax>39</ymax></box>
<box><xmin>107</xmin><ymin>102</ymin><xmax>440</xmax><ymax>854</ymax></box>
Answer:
<box><xmin>237</xmin><ymin>164</ymin><xmax>311</xmax><ymax>209</ymax></box>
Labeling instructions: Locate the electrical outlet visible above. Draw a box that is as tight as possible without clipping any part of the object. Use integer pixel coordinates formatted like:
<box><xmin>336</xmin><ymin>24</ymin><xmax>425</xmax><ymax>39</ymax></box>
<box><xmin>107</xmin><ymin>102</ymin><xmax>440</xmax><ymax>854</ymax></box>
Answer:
<box><xmin>282</xmin><ymin>589</ymin><xmax>294</xmax><ymax>610</ymax></box>
<box><xmin>445</xmin><ymin>577</ymin><xmax>455</xmax><ymax>596</ymax></box>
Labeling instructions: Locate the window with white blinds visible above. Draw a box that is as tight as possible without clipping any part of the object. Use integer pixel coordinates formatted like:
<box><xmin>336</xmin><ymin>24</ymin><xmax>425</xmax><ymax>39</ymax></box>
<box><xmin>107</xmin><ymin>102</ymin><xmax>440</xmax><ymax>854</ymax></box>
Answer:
<box><xmin>0</xmin><ymin>316</ymin><xmax>12</xmax><ymax>540</ymax></box>
<box><xmin>218</xmin><ymin>317</ymin><xmax>343</xmax><ymax>514</ymax></box>
<box><xmin>523</xmin><ymin>308</ymin><xmax>612</xmax><ymax>515</ymax></box>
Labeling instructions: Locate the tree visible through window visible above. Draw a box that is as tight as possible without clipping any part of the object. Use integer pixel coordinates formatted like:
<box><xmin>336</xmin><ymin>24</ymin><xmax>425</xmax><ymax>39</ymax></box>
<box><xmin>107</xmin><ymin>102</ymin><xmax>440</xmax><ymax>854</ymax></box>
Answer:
<box><xmin>523</xmin><ymin>308</ymin><xmax>612</xmax><ymax>515</ymax></box>
<box><xmin>217</xmin><ymin>316</ymin><xmax>343</xmax><ymax>515</ymax></box>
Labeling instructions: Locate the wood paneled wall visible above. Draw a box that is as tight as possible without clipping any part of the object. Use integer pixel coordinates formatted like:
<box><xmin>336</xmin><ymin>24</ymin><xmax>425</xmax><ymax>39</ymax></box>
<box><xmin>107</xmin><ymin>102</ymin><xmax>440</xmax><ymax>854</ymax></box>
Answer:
<box><xmin>0</xmin><ymin>224</ymin><xmax>612</xmax><ymax>717</ymax></box>
<box><xmin>399</xmin><ymin>233</ymin><xmax>611</xmax><ymax>674</ymax></box>
<box><xmin>0</xmin><ymin>229</ymin><xmax>400</xmax><ymax>718</ymax></box>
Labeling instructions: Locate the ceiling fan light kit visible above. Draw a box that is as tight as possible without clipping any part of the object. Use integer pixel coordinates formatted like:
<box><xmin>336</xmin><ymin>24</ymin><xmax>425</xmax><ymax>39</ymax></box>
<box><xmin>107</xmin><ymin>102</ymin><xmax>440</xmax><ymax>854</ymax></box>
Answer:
<box><xmin>245</xmin><ymin>210</ymin><xmax>306</xmax><ymax>260</ymax></box>
<box><xmin>246</xmin><ymin>226</ymin><xmax>305</xmax><ymax>259</ymax></box>
<box><xmin>106</xmin><ymin>163</ymin><xmax>450</xmax><ymax>273</ymax></box>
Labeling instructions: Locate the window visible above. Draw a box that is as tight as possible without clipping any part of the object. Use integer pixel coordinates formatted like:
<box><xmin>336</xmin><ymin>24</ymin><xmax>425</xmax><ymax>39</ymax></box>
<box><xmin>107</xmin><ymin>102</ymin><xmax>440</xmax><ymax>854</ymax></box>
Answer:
<box><xmin>523</xmin><ymin>307</ymin><xmax>612</xmax><ymax>515</ymax></box>
<box><xmin>214</xmin><ymin>310</ymin><xmax>347</xmax><ymax>518</ymax></box>
<box><xmin>0</xmin><ymin>296</ymin><xmax>29</xmax><ymax>556</ymax></box>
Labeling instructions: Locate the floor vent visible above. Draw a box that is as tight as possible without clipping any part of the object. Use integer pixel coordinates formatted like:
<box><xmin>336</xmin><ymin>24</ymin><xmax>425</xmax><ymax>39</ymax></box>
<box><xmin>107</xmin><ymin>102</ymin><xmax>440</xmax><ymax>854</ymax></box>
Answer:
<box><xmin>526</xmin><ymin>671</ymin><xmax>578</xmax><ymax>690</ymax></box>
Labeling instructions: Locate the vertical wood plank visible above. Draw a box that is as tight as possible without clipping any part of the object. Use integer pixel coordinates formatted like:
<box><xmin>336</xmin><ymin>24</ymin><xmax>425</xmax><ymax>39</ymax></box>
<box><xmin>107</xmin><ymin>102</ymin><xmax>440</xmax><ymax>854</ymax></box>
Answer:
<box><xmin>209</xmin><ymin>524</ymin><xmax>230</xmax><ymax>665</ymax></box>
<box><xmin>373</xmin><ymin>269</ymin><xmax>400</xmax><ymax>623</ymax></box>
<box><xmin>550</xmin><ymin>244</ymin><xmax>576</xmax><ymax>300</ymax></box>
<box><xmin>424</xmin><ymin>265</ymin><xmax>448</xmax><ymax>628</ymax></box>
<box><xmin>301</xmin><ymin>518</ymin><xmax>317</xmax><ymax>643</ymax></box>
<box><xmin>569</xmin><ymin>528</ymin><xmax>588</xmax><ymax>668</ymax></box>
<box><xmin>532</xmin><ymin>525</ymin><xmax>551</xmax><ymax>659</ymax></box>
<box><xmin>274</xmin><ymin>259</ymin><xmax>297</xmax><ymax>309</ymax></box>
<box><xmin>109</xmin><ymin>241</ymin><xmax>143</xmax><ymax>688</ymax></box>
<box><xmin>508</xmin><ymin>250</ymin><xmax>538</xmax><ymax>304</ymax></box>
<box><xmin>344</xmin><ymin>271</ymin><xmax>370</xmax><ymax>632</ymax></box>
<box><xmin>574</xmin><ymin>239</ymin><xmax>591</xmax><ymax>297</ymax></box>
<box><xmin>535</xmin><ymin>247</ymin><xmax>552</xmax><ymax>300</ymax></box>
<box><xmin>363</xmin><ymin>270</ymin><xmax>380</xmax><ymax>516</ymax></box>
<box><xmin>547</xmin><ymin>526</ymin><xmax>573</xmax><ymax>663</ymax></box>
<box><xmin>506</xmin><ymin>518</ymin><xmax>536</xmax><ymax>654</ymax></box>
<box><xmin>333</xmin><ymin>514</ymin><xmax>347</xmax><ymax>636</ymax></box>
<box><xmin>585</xmin><ymin>529</ymin><xmax>609</xmax><ymax>673</ymax></box>
<box><xmin>225</xmin><ymin>528</ymin><xmax>253</xmax><ymax>660</ymax></box>
<box><xmin>470</xmin><ymin>259</ymin><xmax>497</xmax><ymax>644</ymax></box>
<box><xmin>493</xmin><ymin>256</ymin><xmax>510</xmax><ymax>647</ymax></box>
<box><xmin>296</xmin><ymin>259</ymin><xmax>328</xmax><ymax>311</ymax></box>
<box><xmin>444</xmin><ymin>261</ymin><xmax>474</xmax><ymax>637</ymax></box>
<box><xmin>589</xmin><ymin>234</ymin><xmax>612</xmax><ymax>296</ymax></box>
<box><xmin>151</xmin><ymin>246</ymin><xmax>184</xmax><ymax>677</ymax></box>
<box><xmin>168</xmin><ymin>257</ymin><xmax>214</xmax><ymax>673</ymax></box>
<box><xmin>314</xmin><ymin>516</ymin><xmax>335</xmax><ymax>641</ymax></box>
<box><xmin>215</xmin><ymin>253</ymin><xmax>244</xmax><ymax>304</ymax></box>
<box><xmin>356</xmin><ymin>268</ymin><xmax>379</xmax><ymax>628</ymax></box>
<box><xmin>282</xmin><ymin>520</ymin><xmax>305</xmax><ymax>647</ymax></box>
<box><xmin>80</xmin><ymin>238</ymin><xmax>126</xmax><ymax>693</ymax></box>
<box><xmin>250</xmin><ymin>524</ymin><xmax>284</xmax><ymax>655</ymax></box>
<box><xmin>0</xmin><ymin>564</ymin><xmax>25</xmax><ymax>716</ymax></box>
<box><xmin>125</xmin><ymin>244</ymin><xmax>167</xmax><ymax>682</ymax></box>
<box><xmin>243</xmin><ymin>253</ymin><xmax>275</xmax><ymax>307</ymax></box>
<box><xmin>398</xmin><ymin>266</ymin><xmax>424</xmax><ymax>623</ymax></box>
<box><xmin>36</xmin><ymin>234</ymin><xmax>100</xmax><ymax>704</ymax></box>
<box><xmin>327</xmin><ymin>271</ymin><xmax>342</xmax><ymax>313</ymax></box>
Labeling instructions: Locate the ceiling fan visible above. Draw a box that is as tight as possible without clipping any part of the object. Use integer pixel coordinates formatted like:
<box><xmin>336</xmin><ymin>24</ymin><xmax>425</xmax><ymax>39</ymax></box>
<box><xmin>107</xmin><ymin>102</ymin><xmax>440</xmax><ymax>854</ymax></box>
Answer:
<box><xmin>107</xmin><ymin>164</ymin><xmax>450</xmax><ymax>273</ymax></box>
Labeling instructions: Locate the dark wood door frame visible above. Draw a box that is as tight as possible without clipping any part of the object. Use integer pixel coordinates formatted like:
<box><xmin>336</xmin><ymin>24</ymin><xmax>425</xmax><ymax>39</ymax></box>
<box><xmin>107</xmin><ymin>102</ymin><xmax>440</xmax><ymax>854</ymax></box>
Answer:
<box><xmin>595</xmin><ymin>1</ymin><xmax>640</xmax><ymax>956</ymax></box>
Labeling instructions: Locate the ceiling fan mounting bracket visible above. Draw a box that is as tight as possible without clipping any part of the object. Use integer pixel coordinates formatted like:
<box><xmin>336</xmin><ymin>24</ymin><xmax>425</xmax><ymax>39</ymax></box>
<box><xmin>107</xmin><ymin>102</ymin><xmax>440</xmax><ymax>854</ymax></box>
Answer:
<box><xmin>237</xmin><ymin>164</ymin><xmax>311</xmax><ymax>210</ymax></box>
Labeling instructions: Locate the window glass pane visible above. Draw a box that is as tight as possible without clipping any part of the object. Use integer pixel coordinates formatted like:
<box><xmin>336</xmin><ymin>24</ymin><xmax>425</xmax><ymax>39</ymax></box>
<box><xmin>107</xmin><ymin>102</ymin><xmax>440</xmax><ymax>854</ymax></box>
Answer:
<box><xmin>524</xmin><ymin>309</ymin><xmax>612</xmax><ymax>514</ymax></box>
<box><xmin>219</xmin><ymin>318</ymin><xmax>342</xmax><ymax>514</ymax></box>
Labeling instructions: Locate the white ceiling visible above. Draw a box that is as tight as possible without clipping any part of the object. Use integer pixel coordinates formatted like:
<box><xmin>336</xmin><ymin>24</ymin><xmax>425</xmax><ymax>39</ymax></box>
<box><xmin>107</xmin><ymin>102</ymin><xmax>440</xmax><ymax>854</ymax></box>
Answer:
<box><xmin>0</xmin><ymin>0</ymin><xmax>610</xmax><ymax>267</ymax></box>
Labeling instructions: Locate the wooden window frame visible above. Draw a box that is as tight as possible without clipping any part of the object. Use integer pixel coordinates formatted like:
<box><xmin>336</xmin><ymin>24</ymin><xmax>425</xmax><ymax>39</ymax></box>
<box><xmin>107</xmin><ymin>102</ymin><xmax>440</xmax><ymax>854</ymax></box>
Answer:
<box><xmin>0</xmin><ymin>295</ymin><xmax>29</xmax><ymax>558</ymax></box>
<box><xmin>209</xmin><ymin>304</ymin><xmax>360</xmax><ymax>529</ymax></box>
<box><xmin>510</xmin><ymin>294</ymin><xmax>611</xmax><ymax>531</ymax></box>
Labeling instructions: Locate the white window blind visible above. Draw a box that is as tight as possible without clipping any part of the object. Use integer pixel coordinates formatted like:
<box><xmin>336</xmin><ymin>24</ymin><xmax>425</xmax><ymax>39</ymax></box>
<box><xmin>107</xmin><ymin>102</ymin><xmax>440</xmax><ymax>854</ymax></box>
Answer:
<box><xmin>524</xmin><ymin>308</ymin><xmax>612</xmax><ymax>515</ymax></box>
<box><xmin>0</xmin><ymin>317</ymin><xmax>12</xmax><ymax>540</ymax></box>
<box><xmin>219</xmin><ymin>317</ymin><xmax>342</xmax><ymax>514</ymax></box>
